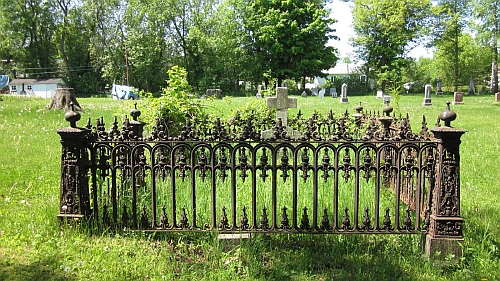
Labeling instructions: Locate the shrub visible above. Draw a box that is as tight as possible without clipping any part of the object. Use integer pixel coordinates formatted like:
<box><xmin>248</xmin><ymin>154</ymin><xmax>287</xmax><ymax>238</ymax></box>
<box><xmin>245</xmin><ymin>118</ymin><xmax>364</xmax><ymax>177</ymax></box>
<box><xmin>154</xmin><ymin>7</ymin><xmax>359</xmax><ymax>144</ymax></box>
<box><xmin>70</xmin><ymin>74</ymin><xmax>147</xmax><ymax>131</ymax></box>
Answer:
<box><xmin>130</xmin><ymin>66</ymin><xmax>206</xmax><ymax>136</ymax></box>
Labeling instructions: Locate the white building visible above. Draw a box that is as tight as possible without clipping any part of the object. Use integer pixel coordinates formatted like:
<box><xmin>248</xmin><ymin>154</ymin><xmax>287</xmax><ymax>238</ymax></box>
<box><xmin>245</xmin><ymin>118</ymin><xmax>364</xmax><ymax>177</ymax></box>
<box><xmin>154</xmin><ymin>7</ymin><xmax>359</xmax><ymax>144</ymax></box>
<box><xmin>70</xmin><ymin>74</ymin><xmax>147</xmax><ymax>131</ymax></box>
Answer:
<box><xmin>9</xmin><ymin>78</ymin><xmax>65</xmax><ymax>98</ymax></box>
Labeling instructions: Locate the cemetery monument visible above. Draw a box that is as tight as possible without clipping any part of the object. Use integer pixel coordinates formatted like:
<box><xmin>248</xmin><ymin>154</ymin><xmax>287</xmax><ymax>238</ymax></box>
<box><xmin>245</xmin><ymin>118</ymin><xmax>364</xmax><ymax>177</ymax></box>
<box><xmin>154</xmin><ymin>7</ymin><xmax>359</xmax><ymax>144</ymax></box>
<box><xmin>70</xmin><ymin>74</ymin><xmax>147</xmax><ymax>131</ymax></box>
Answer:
<box><xmin>423</xmin><ymin>84</ymin><xmax>432</xmax><ymax>106</ymax></box>
<box><xmin>340</xmin><ymin>83</ymin><xmax>348</xmax><ymax>103</ymax></box>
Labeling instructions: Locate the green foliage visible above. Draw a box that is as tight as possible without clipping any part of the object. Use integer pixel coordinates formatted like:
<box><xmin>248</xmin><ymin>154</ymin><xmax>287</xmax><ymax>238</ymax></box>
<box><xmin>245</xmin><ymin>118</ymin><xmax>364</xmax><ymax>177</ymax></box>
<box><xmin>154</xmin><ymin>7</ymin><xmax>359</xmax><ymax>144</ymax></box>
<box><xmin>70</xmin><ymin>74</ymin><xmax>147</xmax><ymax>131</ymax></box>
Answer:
<box><xmin>245</xmin><ymin>0</ymin><xmax>339</xmax><ymax>86</ymax></box>
<box><xmin>352</xmin><ymin>0</ymin><xmax>431</xmax><ymax>92</ymax></box>
<box><xmin>134</xmin><ymin>66</ymin><xmax>204</xmax><ymax>135</ymax></box>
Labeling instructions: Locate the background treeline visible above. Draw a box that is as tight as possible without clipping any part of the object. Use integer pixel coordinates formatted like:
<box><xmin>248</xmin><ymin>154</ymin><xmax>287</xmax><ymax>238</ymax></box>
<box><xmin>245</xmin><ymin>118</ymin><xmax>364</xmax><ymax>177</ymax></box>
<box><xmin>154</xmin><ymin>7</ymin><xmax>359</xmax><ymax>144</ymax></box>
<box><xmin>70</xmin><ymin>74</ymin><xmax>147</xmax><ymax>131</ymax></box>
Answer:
<box><xmin>0</xmin><ymin>0</ymin><xmax>498</xmax><ymax>96</ymax></box>
<box><xmin>0</xmin><ymin>0</ymin><xmax>338</xmax><ymax>96</ymax></box>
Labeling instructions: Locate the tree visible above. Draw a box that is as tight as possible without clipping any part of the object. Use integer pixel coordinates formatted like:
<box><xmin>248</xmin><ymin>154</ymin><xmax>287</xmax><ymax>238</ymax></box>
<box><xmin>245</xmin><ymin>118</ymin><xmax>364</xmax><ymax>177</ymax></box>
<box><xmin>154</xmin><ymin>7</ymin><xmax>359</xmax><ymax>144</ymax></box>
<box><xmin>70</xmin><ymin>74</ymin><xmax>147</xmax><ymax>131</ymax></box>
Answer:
<box><xmin>0</xmin><ymin>0</ymin><xmax>59</xmax><ymax>79</ymax></box>
<box><xmin>245</xmin><ymin>0</ymin><xmax>339</xmax><ymax>86</ymax></box>
<box><xmin>55</xmin><ymin>0</ymin><xmax>107</xmax><ymax>95</ymax></box>
<box><xmin>352</xmin><ymin>0</ymin><xmax>431</xmax><ymax>92</ymax></box>
<box><xmin>433</xmin><ymin>33</ymin><xmax>493</xmax><ymax>91</ymax></box>
<box><xmin>471</xmin><ymin>0</ymin><xmax>500</xmax><ymax>93</ymax></box>
<box><xmin>431</xmin><ymin>0</ymin><xmax>470</xmax><ymax>92</ymax></box>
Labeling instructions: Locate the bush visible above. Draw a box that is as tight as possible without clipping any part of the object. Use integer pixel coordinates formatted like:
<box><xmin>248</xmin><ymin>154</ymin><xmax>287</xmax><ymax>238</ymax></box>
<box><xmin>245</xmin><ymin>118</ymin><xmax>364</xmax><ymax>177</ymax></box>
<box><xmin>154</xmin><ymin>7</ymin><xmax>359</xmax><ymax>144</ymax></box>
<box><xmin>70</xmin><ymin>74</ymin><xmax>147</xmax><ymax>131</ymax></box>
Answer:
<box><xmin>129</xmin><ymin>66</ymin><xmax>206</xmax><ymax>136</ymax></box>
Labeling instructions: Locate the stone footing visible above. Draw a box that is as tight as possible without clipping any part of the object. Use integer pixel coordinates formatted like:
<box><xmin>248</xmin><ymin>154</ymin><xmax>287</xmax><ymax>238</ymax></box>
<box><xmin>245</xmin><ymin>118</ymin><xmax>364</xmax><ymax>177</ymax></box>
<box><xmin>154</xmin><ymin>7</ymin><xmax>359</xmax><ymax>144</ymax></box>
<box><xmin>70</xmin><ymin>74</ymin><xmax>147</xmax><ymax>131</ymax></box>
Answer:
<box><xmin>424</xmin><ymin>234</ymin><xmax>463</xmax><ymax>258</ymax></box>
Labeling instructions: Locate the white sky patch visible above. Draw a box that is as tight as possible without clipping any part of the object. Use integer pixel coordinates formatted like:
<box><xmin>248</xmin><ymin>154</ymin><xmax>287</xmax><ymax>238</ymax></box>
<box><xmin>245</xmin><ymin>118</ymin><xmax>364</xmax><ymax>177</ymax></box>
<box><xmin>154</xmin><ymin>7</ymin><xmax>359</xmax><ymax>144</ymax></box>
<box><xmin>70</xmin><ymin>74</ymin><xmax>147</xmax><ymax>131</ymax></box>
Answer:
<box><xmin>326</xmin><ymin>0</ymin><xmax>433</xmax><ymax>61</ymax></box>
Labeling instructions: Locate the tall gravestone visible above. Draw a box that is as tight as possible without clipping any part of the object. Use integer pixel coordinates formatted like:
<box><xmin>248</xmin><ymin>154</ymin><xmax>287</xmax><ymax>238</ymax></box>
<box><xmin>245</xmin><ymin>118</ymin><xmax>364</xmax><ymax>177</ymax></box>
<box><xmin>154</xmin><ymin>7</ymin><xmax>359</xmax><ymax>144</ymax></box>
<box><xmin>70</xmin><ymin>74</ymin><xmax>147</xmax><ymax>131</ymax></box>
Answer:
<box><xmin>311</xmin><ymin>88</ymin><xmax>319</xmax><ymax>96</ymax></box>
<box><xmin>423</xmin><ymin>84</ymin><xmax>432</xmax><ymax>106</ymax></box>
<box><xmin>467</xmin><ymin>78</ymin><xmax>475</xmax><ymax>96</ymax></box>
<box><xmin>340</xmin><ymin>83</ymin><xmax>348</xmax><ymax>103</ymax></box>
<box><xmin>436</xmin><ymin>78</ymin><xmax>443</xmax><ymax>95</ymax></box>
<box><xmin>495</xmin><ymin>92</ymin><xmax>500</xmax><ymax>103</ymax></box>
<box><xmin>256</xmin><ymin>85</ymin><xmax>262</xmax><ymax>98</ymax></box>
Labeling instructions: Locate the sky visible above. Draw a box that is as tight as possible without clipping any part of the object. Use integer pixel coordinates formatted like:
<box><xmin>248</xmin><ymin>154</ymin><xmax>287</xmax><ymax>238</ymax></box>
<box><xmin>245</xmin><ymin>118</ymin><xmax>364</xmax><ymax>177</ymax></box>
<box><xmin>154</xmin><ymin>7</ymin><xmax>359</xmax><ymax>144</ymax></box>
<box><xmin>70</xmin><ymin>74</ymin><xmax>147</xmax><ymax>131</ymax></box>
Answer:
<box><xmin>326</xmin><ymin>0</ymin><xmax>434</xmax><ymax>62</ymax></box>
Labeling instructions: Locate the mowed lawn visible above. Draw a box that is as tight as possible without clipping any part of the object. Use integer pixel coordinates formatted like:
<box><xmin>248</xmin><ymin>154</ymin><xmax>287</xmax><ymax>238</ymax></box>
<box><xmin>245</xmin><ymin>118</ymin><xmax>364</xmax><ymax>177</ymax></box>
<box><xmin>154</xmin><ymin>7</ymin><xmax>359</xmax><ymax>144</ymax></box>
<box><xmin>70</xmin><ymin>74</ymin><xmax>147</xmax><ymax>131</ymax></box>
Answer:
<box><xmin>0</xmin><ymin>93</ymin><xmax>499</xmax><ymax>280</ymax></box>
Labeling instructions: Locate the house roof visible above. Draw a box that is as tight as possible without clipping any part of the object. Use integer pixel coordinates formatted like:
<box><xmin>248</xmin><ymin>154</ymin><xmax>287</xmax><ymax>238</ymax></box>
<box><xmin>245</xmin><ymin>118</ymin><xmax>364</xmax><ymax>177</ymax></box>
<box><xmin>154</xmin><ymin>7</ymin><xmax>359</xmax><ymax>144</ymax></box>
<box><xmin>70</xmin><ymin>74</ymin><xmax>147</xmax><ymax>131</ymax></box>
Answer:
<box><xmin>324</xmin><ymin>62</ymin><xmax>363</xmax><ymax>76</ymax></box>
<box><xmin>9</xmin><ymin>78</ymin><xmax>64</xmax><ymax>85</ymax></box>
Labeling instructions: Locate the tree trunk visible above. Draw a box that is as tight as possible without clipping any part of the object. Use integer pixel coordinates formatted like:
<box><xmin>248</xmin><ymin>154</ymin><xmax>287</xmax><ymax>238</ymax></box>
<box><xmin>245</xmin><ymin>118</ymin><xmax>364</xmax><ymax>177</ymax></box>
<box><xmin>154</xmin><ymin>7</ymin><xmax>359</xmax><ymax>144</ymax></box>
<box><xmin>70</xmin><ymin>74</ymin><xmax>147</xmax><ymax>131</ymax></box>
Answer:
<box><xmin>46</xmin><ymin>88</ymin><xmax>83</xmax><ymax>111</ymax></box>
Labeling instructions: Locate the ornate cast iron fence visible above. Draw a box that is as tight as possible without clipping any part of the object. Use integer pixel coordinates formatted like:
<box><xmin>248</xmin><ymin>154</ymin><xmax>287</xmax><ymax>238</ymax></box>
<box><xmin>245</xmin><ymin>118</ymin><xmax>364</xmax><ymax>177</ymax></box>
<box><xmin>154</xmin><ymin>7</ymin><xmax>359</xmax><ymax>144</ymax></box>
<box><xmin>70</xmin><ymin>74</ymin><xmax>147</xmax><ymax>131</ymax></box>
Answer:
<box><xmin>57</xmin><ymin>101</ymin><xmax>466</xmax><ymax>256</ymax></box>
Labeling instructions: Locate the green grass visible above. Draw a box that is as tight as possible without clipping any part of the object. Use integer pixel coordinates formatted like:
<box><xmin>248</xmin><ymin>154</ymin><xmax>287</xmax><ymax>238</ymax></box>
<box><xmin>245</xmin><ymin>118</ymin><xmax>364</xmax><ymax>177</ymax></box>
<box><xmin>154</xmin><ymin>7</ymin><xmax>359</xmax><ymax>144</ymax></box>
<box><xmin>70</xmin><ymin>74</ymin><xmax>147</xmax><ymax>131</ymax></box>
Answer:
<box><xmin>1</xmin><ymin>93</ymin><xmax>499</xmax><ymax>280</ymax></box>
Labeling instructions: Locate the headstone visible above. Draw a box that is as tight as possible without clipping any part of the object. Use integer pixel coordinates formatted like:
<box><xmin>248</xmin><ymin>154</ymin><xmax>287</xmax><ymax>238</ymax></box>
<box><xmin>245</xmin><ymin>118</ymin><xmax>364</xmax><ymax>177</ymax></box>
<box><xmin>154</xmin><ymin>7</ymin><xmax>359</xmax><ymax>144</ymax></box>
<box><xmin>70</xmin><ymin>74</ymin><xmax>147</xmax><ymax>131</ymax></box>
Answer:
<box><xmin>206</xmin><ymin>89</ymin><xmax>222</xmax><ymax>99</ymax></box>
<box><xmin>283</xmin><ymin>81</ymin><xmax>288</xmax><ymax>88</ymax></box>
<box><xmin>340</xmin><ymin>83</ymin><xmax>348</xmax><ymax>103</ymax></box>
<box><xmin>318</xmin><ymin>88</ymin><xmax>325</xmax><ymax>98</ymax></box>
<box><xmin>256</xmin><ymin>85</ymin><xmax>262</xmax><ymax>98</ymax></box>
<box><xmin>452</xmin><ymin>92</ymin><xmax>464</xmax><ymax>105</ymax></box>
<box><xmin>301</xmin><ymin>91</ymin><xmax>307</xmax><ymax>98</ymax></box>
<box><xmin>495</xmin><ymin>92</ymin><xmax>500</xmax><ymax>103</ymax></box>
<box><xmin>436</xmin><ymin>78</ymin><xmax>443</xmax><ymax>95</ymax></box>
<box><xmin>467</xmin><ymin>78</ymin><xmax>475</xmax><ymax>96</ymax></box>
<box><xmin>330</xmin><ymin>88</ymin><xmax>337</xmax><ymax>98</ymax></box>
<box><xmin>422</xmin><ymin>84</ymin><xmax>432</xmax><ymax>106</ymax></box>
<box><xmin>376</xmin><ymin>90</ymin><xmax>384</xmax><ymax>99</ymax></box>
<box><xmin>262</xmin><ymin>87</ymin><xmax>301</xmax><ymax>139</ymax></box>
<box><xmin>311</xmin><ymin>88</ymin><xmax>318</xmax><ymax>96</ymax></box>
<box><xmin>383</xmin><ymin>95</ymin><xmax>391</xmax><ymax>105</ymax></box>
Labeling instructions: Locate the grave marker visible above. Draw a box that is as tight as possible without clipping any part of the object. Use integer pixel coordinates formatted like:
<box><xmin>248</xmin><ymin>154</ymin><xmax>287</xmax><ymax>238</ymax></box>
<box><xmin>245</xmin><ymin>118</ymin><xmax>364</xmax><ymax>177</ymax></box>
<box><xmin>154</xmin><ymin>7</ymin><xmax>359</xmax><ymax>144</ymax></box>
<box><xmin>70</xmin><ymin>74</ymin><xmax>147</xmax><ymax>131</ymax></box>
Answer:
<box><xmin>422</xmin><ymin>84</ymin><xmax>432</xmax><ymax>106</ymax></box>
<box><xmin>206</xmin><ymin>89</ymin><xmax>222</xmax><ymax>99</ymax></box>
<box><xmin>262</xmin><ymin>87</ymin><xmax>300</xmax><ymax>139</ymax></box>
<box><xmin>340</xmin><ymin>83</ymin><xmax>348</xmax><ymax>103</ymax></box>
<box><xmin>376</xmin><ymin>90</ymin><xmax>384</xmax><ymax>99</ymax></box>
<box><xmin>383</xmin><ymin>95</ymin><xmax>391</xmax><ymax>105</ymax></box>
<box><xmin>467</xmin><ymin>78</ymin><xmax>475</xmax><ymax>96</ymax></box>
<box><xmin>256</xmin><ymin>84</ymin><xmax>262</xmax><ymax>98</ymax></box>
<box><xmin>436</xmin><ymin>78</ymin><xmax>443</xmax><ymax>95</ymax></box>
<box><xmin>330</xmin><ymin>88</ymin><xmax>337</xmax><ymax>98</ymax></box>
<box><xmin>301</xmin><ymin>91</ymin><xmax>307</xmax><ymax>98</ymax></box>
<box><xmin>495</xmin><ymin>92</ymin><xmax>500</xmax><ymax>103</ymax></box>
<box><xmin>318</xmin><ymin>88</ymin><xmax>325</xmax><ymax>98</ymax></box>
<box><xmin>452</xmin><ymin>92</ymin><xmax>464</xmax><ymax>105</ymax></box>
<box><xmin>311</xmin><ymin>88</ymin><xmax>318</xmax><ymax>96</ymax></box>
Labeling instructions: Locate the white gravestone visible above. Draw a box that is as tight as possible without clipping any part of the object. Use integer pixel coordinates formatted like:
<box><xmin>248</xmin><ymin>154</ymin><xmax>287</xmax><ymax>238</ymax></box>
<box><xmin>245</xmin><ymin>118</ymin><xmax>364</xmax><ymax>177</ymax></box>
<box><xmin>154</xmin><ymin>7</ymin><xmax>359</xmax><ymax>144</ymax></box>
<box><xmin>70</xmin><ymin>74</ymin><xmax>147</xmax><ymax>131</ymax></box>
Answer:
<box><xmin>376</xmin><ymin>90</ymin><xmax>384</xmax><ymax>99</ymax></box>
<box><xmin>340</xmin><ymin>83</ymin><xmax>348</xmax><ymax>103</ymax></box>
<box><xmin>422</xmin><ymin>84</ymin><xmax>432</xmax><ymax>106</ymax></box>
<box><xmin>318</xmin><ymin>88</ymin><xmax>325</xmax><ymax>98</ymax></box>
<box><xmin>262</xmin><ymin>87</ymin><xmax>301</xmax><ymax>139</ymax></box>
<box><xmin>256</xmin><ymin>84</ymin><xmax>262</xmax><ymax>98</ymax></box>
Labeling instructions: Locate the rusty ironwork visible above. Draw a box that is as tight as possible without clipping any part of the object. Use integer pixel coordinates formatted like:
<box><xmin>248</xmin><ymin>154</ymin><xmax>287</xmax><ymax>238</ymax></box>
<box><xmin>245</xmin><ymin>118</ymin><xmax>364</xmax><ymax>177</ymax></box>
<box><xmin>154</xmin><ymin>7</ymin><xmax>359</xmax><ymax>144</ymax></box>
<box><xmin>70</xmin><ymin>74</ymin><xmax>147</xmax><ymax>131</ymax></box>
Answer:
<box><xmin>57</xmin><ymin>101</ymin><xmax>465</xmax><ymax>244</ymax></box>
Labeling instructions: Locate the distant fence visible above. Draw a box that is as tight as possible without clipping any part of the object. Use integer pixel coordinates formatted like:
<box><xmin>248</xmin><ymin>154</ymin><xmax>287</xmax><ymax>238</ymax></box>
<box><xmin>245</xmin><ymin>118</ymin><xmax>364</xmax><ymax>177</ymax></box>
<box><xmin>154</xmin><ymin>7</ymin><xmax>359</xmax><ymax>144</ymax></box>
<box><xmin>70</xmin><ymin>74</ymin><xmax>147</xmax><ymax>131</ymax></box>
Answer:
<box><xmin>57</xmin><ymin>102</ymin><xmax>466</xmax><ymax>256</ymax></box>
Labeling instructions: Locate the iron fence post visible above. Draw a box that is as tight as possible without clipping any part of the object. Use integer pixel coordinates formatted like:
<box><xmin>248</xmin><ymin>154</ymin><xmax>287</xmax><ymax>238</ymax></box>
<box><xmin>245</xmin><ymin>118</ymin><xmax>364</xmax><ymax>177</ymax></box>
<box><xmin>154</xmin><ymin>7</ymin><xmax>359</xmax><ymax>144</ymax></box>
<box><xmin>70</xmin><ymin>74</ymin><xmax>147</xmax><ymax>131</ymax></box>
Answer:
<box><xmin>56</xmin><ymin>103</ymin><xmax>91</xmax><ymax>222</ymax></box>
<box><xmin>426</xmin><ymin>102</ymin><xmax>466</xmax><ymax>257</ymax></box>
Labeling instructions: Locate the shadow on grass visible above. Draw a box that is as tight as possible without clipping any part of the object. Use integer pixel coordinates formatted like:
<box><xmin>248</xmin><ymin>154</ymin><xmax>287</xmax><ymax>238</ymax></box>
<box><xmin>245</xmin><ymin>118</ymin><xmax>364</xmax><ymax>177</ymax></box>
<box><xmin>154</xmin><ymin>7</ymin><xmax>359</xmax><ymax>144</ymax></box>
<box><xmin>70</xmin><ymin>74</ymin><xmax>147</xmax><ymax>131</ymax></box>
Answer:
<box><xmin>0</xmin><ymin>256</ymin><xmax>73</xmax><ymax>281</ymax></box>
<box><xmin>242</xmin><ymin>234</ymin><xmax>436</xmax><ymax>281</ymax></box>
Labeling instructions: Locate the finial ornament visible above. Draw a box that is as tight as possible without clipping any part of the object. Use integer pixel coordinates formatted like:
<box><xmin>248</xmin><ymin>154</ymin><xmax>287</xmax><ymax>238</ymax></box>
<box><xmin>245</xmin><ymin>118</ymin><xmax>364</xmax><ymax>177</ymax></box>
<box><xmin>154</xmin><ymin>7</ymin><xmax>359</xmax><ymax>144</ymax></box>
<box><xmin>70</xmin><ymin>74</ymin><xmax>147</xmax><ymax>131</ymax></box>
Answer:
<box><xmin>64</xmin><ymin>101</ymin><xmax>81</xmax><ymax>128</ymax></box>
<box><xmin>438</xmin><ymin>101</ymin><xmax>457</xmax><ymax>127</ymax></box>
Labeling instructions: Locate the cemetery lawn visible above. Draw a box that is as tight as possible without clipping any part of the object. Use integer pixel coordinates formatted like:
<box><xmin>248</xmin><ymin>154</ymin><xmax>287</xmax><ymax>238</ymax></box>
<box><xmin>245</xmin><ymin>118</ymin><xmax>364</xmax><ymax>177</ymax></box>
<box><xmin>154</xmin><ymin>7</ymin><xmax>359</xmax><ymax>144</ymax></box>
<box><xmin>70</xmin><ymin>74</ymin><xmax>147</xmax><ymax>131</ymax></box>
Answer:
<box><xmin>0</xmin><ymin>94</ymin><xmax>499</xmax><ymax>280</ymax></box>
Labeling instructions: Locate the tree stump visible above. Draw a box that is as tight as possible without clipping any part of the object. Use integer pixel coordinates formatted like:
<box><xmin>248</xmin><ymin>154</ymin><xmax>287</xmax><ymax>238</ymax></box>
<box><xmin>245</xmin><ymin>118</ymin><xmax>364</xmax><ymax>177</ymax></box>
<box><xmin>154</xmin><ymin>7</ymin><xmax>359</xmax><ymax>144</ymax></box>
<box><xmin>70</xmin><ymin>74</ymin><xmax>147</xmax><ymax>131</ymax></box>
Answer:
<box><xmin>46</xmin><ymin>88</ymin><xmax>83</xmax><ymax>111</ymax></box>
